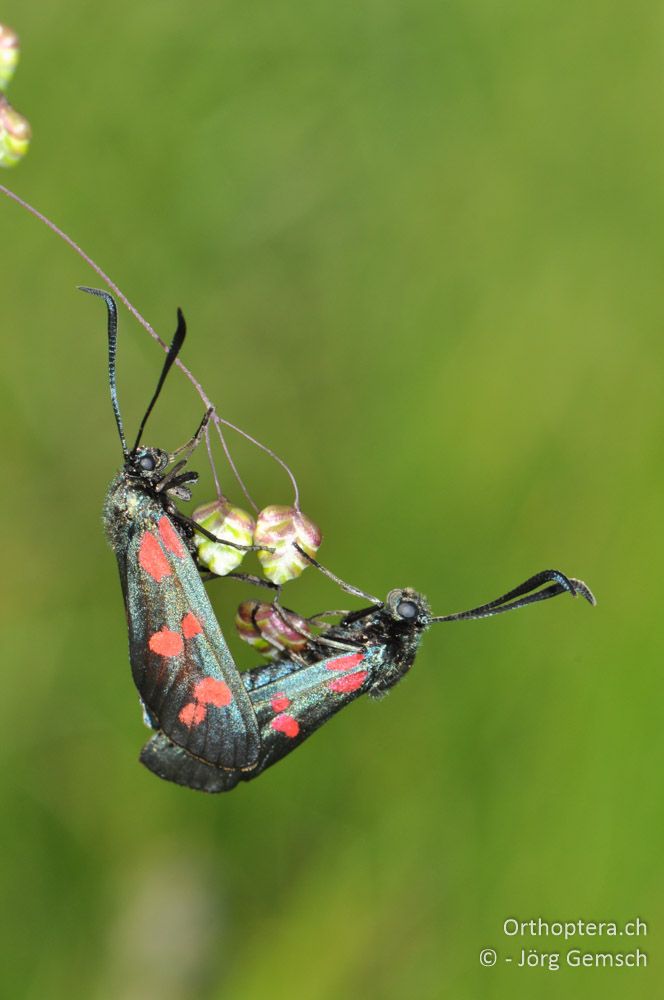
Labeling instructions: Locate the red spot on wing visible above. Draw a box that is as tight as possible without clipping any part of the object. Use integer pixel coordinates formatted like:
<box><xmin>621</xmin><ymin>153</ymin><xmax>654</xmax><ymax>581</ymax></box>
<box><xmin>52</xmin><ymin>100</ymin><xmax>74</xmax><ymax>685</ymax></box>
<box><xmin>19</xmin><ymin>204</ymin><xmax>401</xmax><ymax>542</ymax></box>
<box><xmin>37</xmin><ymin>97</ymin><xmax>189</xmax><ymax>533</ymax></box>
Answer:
<box><xmin>271</xmin><ymin>693</ymin><xmax>291</xmax><ymax>713</ymax></box>
<box><xmin>148</xmin><ymin>628</ymin><xmax>184</xmax><ymax>657</ymax></box>
<box><xmin>182</xmin><ymin>612</ymin><xmax>203</xmax><ymax>638</ymax></box>
<box><xmin>179</xmin><ymin>702</ymin><xmax>207</xmax><ymax>727</ymax></box>
<box><xmin>327</xmin><ymin>670</ymin><xmax>368</xmax><ymax>694</ymax></box>
<box><xmin>271</xmin><ymin>713</ymin><xmax>300</xmax><ymax>738</ymax></box>
<box><xmin>325</xmin><ymin>652</ymin><xmax>365</xmax><ymax>671</ymax></box>
<box><xmin>193</xmin><ymin>677</ymin><xmax>232</xmax><ymax>707</ymax></box>
<box><xmin>178</xmin><ymin>678</ymin><xmax>232</xmax><ymax>729</ymax></box>
<box><xmin>158</xmin><ymin>516</ymin><xmax>186</xmax><ymax>557</ymax></box>
<box><xmin>138</xmin><ymin>532</ymin><xmax>171</xmax><ymax>581</ymax></box>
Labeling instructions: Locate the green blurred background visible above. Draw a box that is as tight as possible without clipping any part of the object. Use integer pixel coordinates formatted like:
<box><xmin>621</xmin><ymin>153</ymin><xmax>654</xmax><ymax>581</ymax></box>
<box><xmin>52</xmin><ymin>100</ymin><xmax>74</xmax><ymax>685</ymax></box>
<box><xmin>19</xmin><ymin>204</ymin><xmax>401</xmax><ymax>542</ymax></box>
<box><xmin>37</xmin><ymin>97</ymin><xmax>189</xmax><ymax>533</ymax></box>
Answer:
<box><xmin>1</xmin><ymin>3</ymin><xmax>662</xmax><ymax>998</ymax></box>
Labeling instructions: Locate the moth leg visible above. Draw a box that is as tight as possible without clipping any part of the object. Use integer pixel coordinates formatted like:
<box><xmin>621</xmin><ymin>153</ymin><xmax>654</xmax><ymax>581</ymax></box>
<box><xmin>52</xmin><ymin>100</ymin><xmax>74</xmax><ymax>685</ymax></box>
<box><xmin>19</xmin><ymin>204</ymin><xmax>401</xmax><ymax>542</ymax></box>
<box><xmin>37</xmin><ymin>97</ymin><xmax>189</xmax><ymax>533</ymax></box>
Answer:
<box><xmin>254</xmin><ymin>629</ymin><xmax>309</xmax><ymax>666</ymax></box>
<box><xmin>156</xmin><ymin>459</ymin><xmax>195</xmax><ymax>493</ymax></box>
<box><xmin>271</xmin><ymin>597</ymin><xmax>360</xmax><ymax>654</ymax></box>
<box><xmin>174</xmin><ymin>511</ymin><xmax>273</xmax><ymax>552</ymax></box>
<box><xmin>199</xmin><ymin>568</ymin><xmax>280</xmax><ymax>591</ymax></box>
<box><xmin>306</xmin><ymin>609</ymin><xmax>352</xmax><ymax>625</ymax></box>
<box><xmin>292</xmin><ymin>543</ymin><xmax>381</xmax><ymax>604</ymax></box>
<box><xmin>169</xmin><ymin>407</ymin><xmax>214</xmax><ymax>462</ymax></box>
<box><xmin>302</xmin><ymin>633</ymin><xmax>362</xmax><ymax>653</ymax></box>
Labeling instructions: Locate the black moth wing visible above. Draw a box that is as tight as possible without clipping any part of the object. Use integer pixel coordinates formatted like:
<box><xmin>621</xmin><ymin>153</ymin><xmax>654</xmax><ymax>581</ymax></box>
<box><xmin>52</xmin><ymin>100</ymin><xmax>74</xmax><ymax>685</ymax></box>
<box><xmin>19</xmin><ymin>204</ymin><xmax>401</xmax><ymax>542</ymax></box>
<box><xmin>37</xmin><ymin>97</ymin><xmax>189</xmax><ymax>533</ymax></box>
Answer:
<box><xmin>140</xmin><ymin>732</ymin><xmax>241</xmax><ymax>793</ymax></box>
<box><xmin>140</xmin><ymin>644</ymin><xmax>386</xmax><ymax>792</ymax></box>
<box><xmin>121</xmin><ymin>507</ymin><xmax>260</xmax><ymax>771</ymax></box>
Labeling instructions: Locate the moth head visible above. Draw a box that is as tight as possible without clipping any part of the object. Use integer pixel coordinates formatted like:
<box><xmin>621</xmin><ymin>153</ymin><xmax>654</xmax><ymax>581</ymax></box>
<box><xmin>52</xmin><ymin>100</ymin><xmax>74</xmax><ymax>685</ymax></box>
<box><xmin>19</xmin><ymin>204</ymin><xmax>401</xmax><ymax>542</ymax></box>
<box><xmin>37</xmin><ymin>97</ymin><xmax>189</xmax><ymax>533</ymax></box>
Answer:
<box><xmin>128</xmin><ymin>446</ymin><xmax>170</xmax><ymax>481</ymax></box>
<box><xmin>384</xmin><ymin>588</ymin><xmax>431</xmax><ymax>628</ymax></box>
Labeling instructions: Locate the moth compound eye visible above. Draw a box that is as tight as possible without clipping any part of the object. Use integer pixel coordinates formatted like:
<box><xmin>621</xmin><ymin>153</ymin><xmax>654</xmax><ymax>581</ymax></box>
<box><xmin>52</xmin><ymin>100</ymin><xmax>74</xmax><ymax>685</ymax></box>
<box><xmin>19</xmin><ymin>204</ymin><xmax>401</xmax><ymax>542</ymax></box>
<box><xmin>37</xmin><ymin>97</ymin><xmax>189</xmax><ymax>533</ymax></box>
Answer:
<box><xmin>138</xmin><ymin>453</ymin><xmax>156</xmax><ymax>472</ymax></box>
<box><xmin>396</xmin><ymin>599</ymin><xmax>418</xmax><ymax>620</ymax></box>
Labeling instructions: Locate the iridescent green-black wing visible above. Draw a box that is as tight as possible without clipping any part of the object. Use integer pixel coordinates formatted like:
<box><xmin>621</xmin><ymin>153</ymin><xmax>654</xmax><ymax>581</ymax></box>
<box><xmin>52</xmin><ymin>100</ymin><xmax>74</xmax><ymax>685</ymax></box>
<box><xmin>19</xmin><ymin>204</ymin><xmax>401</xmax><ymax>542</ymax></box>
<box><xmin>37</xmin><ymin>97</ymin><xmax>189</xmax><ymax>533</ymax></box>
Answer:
<box><xmin>120</xmin><ymin>511</ymin><xmax>260</xmax><ymax>771</ymax></box>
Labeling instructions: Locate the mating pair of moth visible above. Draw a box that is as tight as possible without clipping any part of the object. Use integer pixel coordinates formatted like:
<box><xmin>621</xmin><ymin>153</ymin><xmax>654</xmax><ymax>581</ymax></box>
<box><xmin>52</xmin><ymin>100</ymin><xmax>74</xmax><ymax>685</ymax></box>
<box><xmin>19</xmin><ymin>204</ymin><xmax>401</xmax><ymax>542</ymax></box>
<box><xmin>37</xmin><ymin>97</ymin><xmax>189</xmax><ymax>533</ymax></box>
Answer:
<box><xmin>89</xmin><ymin>289</ymin><xmax>594</xmax><ymax>794</ymax></box>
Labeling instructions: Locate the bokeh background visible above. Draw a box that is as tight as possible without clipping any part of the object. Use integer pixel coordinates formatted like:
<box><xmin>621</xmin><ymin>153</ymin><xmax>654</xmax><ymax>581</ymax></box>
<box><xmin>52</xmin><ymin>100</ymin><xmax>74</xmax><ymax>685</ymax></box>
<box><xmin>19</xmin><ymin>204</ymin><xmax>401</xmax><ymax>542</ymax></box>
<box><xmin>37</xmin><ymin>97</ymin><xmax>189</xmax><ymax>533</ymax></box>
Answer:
<box><xmin>1</xmin><ymin>3</ymin><xmax>662</xmax><ymax>998</ymax></box>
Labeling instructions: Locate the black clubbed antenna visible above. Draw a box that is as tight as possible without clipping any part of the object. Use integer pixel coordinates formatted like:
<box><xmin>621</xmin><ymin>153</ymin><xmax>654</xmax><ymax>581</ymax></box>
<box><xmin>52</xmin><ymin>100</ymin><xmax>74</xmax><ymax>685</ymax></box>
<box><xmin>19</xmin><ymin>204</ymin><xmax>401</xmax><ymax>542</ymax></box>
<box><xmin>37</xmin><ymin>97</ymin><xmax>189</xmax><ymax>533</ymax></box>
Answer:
<box><xmin>131</xmin><ymin>308</ymin><xmax>187</xmax><ymax>453</ymax></box>
<box><xmin>429</xmin><ymin>569</ymin><xmax>596</xmax><ymax>623</ymax></box>
<box><xmin>79</xmin><ymin>286</ymin><xmax>128</xmax><ymax>458</ymax></box>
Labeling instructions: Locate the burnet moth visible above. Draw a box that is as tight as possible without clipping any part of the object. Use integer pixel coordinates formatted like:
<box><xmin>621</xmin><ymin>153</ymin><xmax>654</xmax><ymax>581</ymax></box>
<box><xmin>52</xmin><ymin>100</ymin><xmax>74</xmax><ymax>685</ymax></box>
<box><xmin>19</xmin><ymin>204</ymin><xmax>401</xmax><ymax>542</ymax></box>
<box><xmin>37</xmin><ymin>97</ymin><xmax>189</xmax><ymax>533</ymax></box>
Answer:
<box><xmin>1</xmin><ymin>184</ymin><xmax>596</xmax><ymax>793</ymax></box>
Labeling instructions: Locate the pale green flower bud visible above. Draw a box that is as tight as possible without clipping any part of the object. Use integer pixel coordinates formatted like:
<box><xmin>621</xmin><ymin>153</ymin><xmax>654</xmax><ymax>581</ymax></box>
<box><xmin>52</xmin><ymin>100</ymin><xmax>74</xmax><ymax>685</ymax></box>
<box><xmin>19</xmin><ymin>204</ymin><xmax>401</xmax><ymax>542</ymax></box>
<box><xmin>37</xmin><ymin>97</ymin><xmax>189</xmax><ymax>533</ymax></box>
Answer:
<box><xmin>0</xmin><ymin>95</ymin><xmax>31</xmax><ymax>168</ymax></box>
<box><xmin>254</xmin><ymin>505</ymin><xmax>322</xmax><ymax>585</ymax></box>
<box><xmin>193</xmin><ymin>499</ymin><xmax>255</xmax><ymax>576</ymax></box>
<box><xmin>0</xmin><ymin>24</ymin><xmax>19</xmax><ymax>91</ymax></box>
